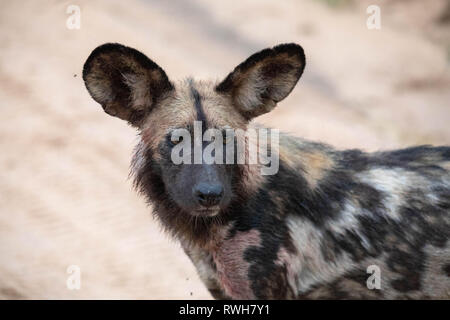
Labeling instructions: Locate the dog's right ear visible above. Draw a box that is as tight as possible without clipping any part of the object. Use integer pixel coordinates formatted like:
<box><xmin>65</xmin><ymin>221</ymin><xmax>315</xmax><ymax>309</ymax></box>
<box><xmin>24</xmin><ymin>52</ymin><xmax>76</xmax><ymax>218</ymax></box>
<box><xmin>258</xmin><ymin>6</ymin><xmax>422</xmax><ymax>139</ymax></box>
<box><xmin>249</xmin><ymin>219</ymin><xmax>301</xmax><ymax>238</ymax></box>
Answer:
<box><xmin>83</xmin><ymin>43</ymin><xmax>173</xmax><ymax>127</ymax></box>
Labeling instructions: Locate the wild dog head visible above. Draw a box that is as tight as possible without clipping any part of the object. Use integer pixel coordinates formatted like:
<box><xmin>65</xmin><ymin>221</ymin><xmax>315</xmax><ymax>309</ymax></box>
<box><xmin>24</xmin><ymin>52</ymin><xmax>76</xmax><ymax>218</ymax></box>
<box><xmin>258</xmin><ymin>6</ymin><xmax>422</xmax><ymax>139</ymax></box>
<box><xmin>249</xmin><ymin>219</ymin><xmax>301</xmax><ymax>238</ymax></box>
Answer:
<box><xmin>82</xmin><ymin>43</ymin><xmax>305</xmax><ymax>222</ymax></box>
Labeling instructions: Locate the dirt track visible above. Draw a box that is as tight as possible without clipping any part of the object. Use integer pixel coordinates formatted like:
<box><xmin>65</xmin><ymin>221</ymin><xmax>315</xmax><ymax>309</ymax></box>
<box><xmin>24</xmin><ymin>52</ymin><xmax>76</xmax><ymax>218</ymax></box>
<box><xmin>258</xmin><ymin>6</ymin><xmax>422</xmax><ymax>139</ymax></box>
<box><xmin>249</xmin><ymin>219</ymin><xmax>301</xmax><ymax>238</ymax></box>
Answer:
<box><xmin>0</xmin><ymin>0</ymin><xmax>449</xmax><ymax>299</ymax></box>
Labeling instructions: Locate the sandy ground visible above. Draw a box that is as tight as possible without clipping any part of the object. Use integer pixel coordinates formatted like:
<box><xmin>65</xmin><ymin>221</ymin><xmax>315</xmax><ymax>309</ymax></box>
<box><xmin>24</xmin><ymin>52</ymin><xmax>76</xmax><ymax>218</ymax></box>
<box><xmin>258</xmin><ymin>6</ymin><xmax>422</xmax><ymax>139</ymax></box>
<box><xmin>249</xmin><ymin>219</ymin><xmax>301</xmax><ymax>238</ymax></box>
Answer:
<box><xmin>0</xmin><ymin>0</ymin><xmax>449</xmax><ymax>299</ymax></box>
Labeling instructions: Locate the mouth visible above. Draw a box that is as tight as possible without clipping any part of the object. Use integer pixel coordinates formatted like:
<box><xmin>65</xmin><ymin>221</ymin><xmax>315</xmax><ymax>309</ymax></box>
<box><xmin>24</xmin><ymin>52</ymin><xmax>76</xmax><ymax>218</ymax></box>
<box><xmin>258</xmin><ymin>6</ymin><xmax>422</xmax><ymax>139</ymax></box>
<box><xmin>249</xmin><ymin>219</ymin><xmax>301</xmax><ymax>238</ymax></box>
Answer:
<box><xmin>192</xmin><ymin>207</ymin><xmax>220</xmax><ymax>217</ymax></box>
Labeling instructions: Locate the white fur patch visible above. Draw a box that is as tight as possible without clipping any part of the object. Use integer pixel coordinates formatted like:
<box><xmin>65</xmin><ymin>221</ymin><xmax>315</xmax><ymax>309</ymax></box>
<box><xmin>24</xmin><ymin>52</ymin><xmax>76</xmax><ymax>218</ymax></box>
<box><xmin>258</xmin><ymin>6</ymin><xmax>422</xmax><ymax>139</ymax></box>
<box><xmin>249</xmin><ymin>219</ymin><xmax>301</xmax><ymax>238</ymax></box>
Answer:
<box><xmin>355</xmin><ymin>168</ymin><xmax>417</xmax><ymax>221</ymax></box>
<box><xmin>286</xmin><ymin>216</ymin><xmax>356</xmax><ymax>294</ymax></box>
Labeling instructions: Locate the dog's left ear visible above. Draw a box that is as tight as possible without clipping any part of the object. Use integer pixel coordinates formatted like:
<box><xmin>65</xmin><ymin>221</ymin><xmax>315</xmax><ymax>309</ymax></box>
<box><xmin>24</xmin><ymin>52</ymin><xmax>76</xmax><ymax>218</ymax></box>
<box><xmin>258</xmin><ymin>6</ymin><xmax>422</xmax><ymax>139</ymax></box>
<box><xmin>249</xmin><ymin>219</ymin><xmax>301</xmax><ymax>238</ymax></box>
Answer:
<box><xmin>216</xmin><ymin>43</ymin><xmax>305</xmax><ymax>119</ymax></box>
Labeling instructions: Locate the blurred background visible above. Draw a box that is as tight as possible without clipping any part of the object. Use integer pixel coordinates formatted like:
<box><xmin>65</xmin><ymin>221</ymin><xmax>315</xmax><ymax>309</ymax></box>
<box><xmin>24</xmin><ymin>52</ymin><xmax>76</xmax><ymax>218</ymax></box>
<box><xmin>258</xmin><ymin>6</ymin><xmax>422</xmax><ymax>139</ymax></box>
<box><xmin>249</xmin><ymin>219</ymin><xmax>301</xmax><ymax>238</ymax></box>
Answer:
<box><xmin>0</xmin><ymin>0</ymin><xmax>449</xmax><ymax>299</ymax></box>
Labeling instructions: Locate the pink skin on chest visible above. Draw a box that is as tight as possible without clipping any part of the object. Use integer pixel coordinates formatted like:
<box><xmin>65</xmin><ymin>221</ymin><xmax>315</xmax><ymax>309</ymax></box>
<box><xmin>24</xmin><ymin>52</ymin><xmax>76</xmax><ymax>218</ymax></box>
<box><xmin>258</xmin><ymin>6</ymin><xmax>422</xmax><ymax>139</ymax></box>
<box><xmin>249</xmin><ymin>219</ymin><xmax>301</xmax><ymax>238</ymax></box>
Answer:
<box><xmin>211</xmin><ymin>229</ymin><xmax>262</xmax><ymax>299</ymax></box>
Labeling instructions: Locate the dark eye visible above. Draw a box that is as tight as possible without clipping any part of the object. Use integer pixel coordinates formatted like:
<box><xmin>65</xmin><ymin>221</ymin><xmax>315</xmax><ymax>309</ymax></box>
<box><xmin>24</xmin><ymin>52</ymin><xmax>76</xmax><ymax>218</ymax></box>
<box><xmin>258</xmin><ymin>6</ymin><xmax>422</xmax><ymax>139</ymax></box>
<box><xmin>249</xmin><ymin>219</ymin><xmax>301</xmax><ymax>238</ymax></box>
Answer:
<box><xmin>170</xmin><ymin>136</ymin><xmax>183</xmax><ymax>146</ymax></box>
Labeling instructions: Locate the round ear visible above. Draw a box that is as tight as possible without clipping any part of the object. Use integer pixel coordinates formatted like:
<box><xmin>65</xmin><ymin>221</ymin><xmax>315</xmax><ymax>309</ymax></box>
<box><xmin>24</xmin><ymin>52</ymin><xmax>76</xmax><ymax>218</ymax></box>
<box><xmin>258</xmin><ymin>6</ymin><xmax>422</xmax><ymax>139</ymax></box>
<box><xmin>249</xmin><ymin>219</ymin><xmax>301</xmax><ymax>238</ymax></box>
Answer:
<box><xmin>216</xmin><ymin>43</ymin><xmax>305</xmax><ymax>120</ymax></box>
<box><xmin>82</xmin><ymin>43</ymin><xmax>173</xmax><ymax>127</ymax></box>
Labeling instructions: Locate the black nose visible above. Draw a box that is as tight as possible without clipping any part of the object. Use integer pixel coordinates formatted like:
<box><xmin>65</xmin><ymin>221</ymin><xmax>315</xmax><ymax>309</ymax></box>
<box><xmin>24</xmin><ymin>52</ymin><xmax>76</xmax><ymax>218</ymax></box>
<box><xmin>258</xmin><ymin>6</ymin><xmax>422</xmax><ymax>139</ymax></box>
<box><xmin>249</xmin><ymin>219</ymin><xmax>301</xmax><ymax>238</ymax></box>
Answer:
<box><xmin>193</xmin><ymin>183</ymin><xmax>224</xmax><ymax>208</ymax></box>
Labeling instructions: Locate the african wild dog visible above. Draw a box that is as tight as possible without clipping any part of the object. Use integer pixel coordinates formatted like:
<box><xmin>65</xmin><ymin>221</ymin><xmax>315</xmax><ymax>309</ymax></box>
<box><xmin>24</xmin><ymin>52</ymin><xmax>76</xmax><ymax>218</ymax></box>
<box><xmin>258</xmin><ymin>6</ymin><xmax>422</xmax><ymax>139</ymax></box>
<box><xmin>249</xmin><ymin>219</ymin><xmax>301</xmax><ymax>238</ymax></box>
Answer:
<box><xmin>83</xmin><ymin>43</ymin><xmax>450</xmax><ymax>299</ymax></box>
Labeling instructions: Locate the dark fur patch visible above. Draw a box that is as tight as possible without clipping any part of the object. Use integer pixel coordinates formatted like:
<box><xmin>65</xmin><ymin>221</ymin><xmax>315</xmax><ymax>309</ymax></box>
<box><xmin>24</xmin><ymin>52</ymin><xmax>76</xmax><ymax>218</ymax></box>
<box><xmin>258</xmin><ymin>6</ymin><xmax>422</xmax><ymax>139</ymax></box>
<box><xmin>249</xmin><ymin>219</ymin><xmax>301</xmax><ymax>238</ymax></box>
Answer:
<box><xmin>389</xmin><ymin>248</ymin><xmax>424</xmax><ymax>293</ymax></box>
<box><xmin>307</xmin><ymin>269</ymin><xmax>384</xmax><ymax>300</ymax></box>
<box><xmin>342</xmin><ymin>145</ymin><xmax>450</xmax><ymax>173</ymax></box>
<box><xmin>443</xmin><ymin>264</ymin><xmax>450</xmax><ymax>277</ymax></box>
<box><xmin>188</xmin><ymin>79</ymin><xmax>208</xmax><ymax>125</ymax></box>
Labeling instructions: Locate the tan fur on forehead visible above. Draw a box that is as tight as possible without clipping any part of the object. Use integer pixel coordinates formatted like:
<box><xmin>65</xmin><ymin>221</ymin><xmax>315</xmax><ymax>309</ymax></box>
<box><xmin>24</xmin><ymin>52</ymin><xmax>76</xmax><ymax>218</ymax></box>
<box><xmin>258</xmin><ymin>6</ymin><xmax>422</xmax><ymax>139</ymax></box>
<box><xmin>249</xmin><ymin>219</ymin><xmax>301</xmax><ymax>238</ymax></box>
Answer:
<box><xmin>140</xmin><ymin>79</ymin><xmax>248</xmax><ymax>151</ymax></box>
<box><xmin>140</xmin><ymin>81</ymin><xmax>196</xmax><ymax>151</ymax></box>
<box><xmin>190</xmin><ymin>80</ymin><xmax>248</xmax><ymax>129</ymax></box>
